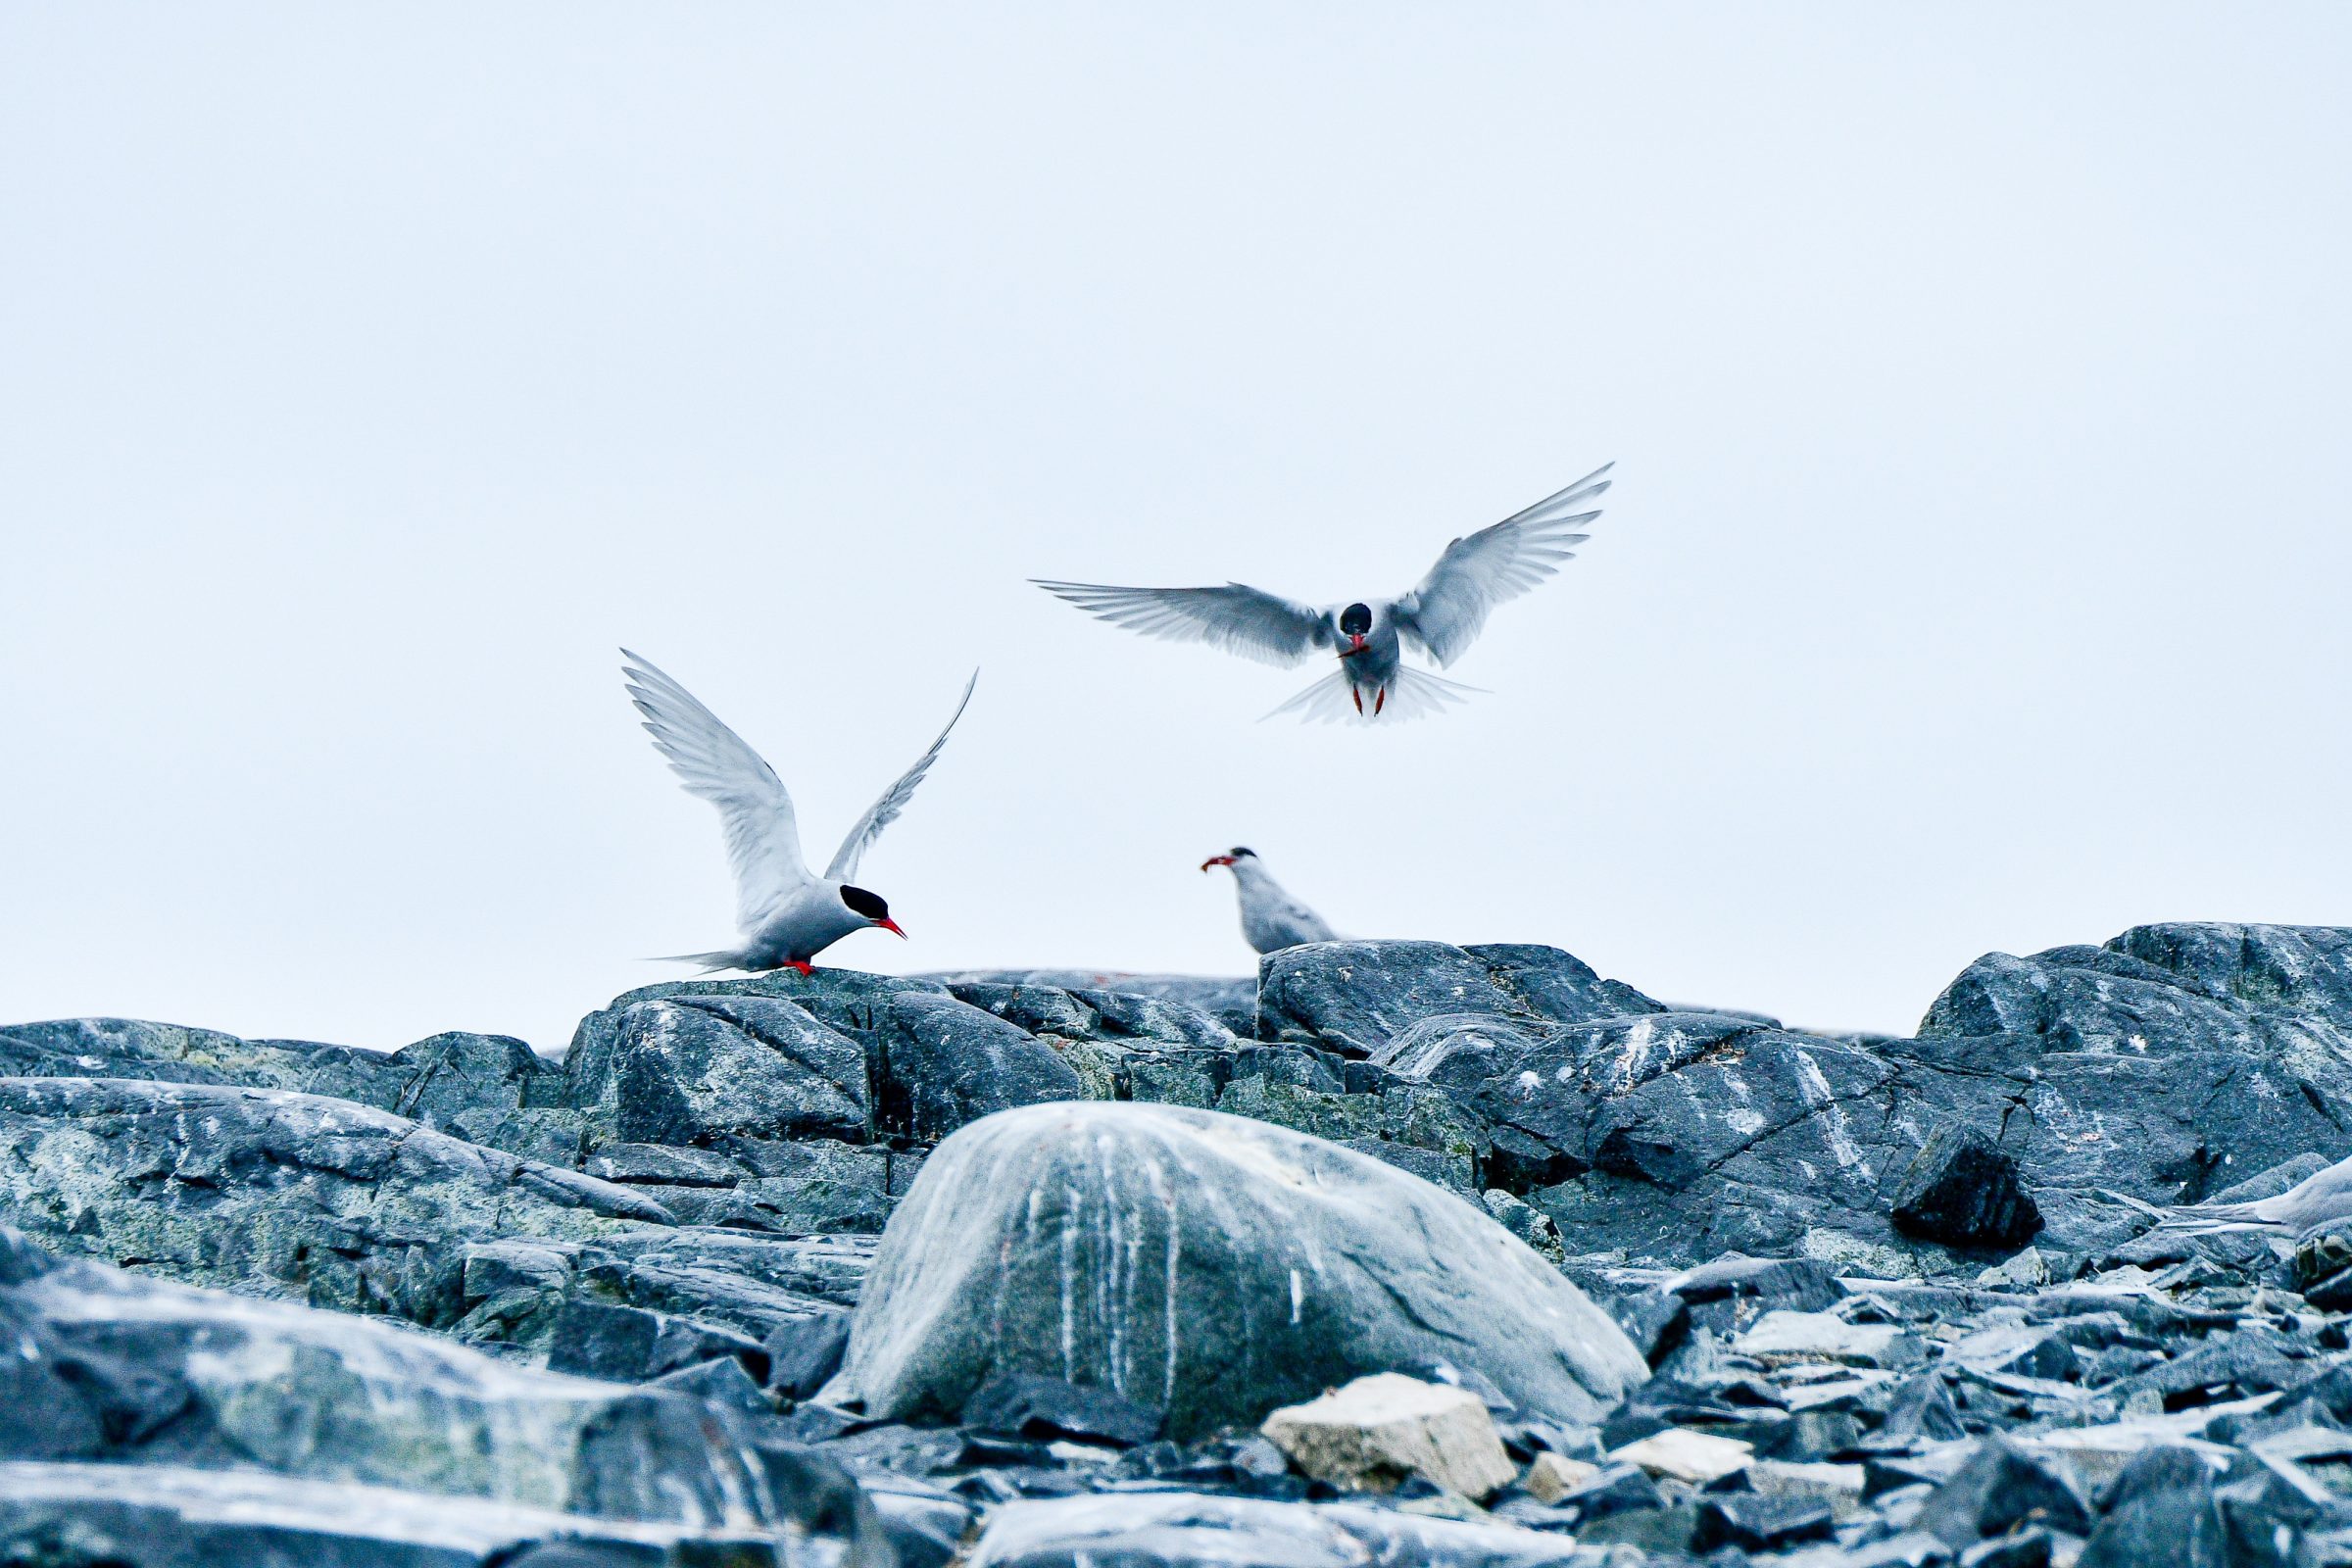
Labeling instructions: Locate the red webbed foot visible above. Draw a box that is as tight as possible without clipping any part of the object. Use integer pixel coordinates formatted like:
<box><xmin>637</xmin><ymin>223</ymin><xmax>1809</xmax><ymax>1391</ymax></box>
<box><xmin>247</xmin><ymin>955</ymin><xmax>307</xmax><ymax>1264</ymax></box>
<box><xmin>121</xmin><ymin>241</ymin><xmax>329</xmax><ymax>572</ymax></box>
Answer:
<box><xmin>784</xmin><ymin>959</ymin><xmax>815</xmax><ymax>977</ymax></box>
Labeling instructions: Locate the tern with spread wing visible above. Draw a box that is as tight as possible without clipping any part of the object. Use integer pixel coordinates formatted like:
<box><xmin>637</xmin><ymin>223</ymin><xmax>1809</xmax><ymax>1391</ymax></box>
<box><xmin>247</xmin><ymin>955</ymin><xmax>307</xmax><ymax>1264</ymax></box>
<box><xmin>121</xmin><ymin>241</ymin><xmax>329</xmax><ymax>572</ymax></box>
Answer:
<box><xmin>1200</xmin><ymin>847</ymin><xmax>1339</xmax><ymax>955</ymax></box>
<box><xmin>1033</xmin><ymin>464</ymin><xmax>1614</xmax><ymax>721</ymax></box>
<box><xmin>621</xmin><ymin>650</ymin><xmax>976</xmax><ymax>974</ymax></box>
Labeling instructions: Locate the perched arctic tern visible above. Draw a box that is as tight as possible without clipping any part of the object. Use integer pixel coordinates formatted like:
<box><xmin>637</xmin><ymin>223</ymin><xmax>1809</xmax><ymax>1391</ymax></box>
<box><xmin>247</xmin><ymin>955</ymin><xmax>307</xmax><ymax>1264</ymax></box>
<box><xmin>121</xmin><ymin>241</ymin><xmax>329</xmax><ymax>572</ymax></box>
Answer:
<box><xmin>1200</xmin><ymin>847</ymin><xmax>1339</xmax><ymax>955</ymax></box>
<box><xmin>621</xmin><ymin>650</ymin><xmax>976</xmax><ymax>974</ymax></box>
<box><xmin>1034</xmin><ymin>464</ymin><xmax>1613</xmax><ymax>721</ymax></box>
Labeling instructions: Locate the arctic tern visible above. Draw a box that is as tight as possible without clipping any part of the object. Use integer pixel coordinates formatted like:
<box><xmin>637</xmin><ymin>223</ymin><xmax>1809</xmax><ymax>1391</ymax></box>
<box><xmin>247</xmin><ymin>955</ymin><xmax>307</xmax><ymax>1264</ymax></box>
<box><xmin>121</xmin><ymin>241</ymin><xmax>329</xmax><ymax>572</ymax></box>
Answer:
<box><xmin>621</xmin><ymin>650</ymin><xmax>976</xmax><ymax>974</ymax></box>
<box><xmin>1034</xmin><ymin>464</ymin><xmax>1613</xmax><ymax>721</ymax></box>
<box><xmin>1200</xmin><ymin>847</ymin><xmax>1339</xmax><ymax>955</ymax></box>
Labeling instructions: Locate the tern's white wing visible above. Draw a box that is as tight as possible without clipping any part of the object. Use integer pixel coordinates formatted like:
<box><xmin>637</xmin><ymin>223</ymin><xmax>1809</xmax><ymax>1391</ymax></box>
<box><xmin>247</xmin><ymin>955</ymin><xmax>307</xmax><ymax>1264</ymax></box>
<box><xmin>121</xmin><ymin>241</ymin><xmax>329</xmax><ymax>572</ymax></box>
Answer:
<box><xmin>621</xmin><ymin>650</ymin><xmax>809</xmax><ymax>934</ymax></box>
<box><xmin>1391</xmin><ymin>463</ymin><xmax>1613</xmax><ymax>666</ymax></box>
<box><xmin>1032</xmin><ymin>579</ymin><xmax>1331</xmax><ymax>667</ymax></box>
<box><xmin>827</xmin><ymin>669</ymin><xmax>978</xmax><ymax>883</ymax></box>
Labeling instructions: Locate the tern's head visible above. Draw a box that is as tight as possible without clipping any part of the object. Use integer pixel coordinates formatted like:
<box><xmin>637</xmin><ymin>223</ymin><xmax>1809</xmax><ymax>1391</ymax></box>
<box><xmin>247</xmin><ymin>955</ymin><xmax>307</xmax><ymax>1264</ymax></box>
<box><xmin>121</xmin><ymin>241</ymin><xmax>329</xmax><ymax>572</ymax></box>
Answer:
<box><xmin>1338</xmin><ymin>602</ymin><xmax>1372</xmax><ymax>652</ymax></box>
<box><xmin>839</xmin><ymin>884</ymin><xmax>906</xmax><ymax>938</ymax></box>
<box><xmin>1200</xmin><ymin>846</ymin><xmax>1257</xmax><ymax>873</ymax></box>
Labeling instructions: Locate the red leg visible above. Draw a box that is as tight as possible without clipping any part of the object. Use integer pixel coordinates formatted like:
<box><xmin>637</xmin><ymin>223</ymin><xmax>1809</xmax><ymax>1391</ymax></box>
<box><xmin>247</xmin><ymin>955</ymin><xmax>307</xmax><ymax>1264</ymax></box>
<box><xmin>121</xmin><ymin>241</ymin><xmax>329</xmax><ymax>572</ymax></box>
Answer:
<box><xmin>785</xmin><ymin>958</ymin><xmax>815</xmax><ymax>977</ymax></box>
<box><xmin>1351</xmin><ymin>687</ymin><xmax>1363</xmax><ymax>714</ymax></box>
<box><xmin>1374</xmin><ymin>687</ymin><xmax>1387</xmax><ymax>715</ymax></box>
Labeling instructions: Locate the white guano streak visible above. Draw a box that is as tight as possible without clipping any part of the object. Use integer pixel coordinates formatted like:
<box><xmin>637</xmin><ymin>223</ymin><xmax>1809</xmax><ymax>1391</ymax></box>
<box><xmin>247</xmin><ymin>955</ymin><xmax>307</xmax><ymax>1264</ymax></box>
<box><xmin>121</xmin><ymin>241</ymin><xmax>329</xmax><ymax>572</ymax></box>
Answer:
<box><xmin>1792</xmin><ymin>1050</ymin><xmax>1874</xmax><ymax>1180</ymax></box>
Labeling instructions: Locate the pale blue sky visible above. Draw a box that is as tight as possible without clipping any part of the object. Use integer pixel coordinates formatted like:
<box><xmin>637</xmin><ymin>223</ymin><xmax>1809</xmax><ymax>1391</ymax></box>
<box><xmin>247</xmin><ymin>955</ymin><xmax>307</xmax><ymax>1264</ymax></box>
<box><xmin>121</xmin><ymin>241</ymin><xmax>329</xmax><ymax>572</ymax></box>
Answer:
<box><xmin>4</xmin><ymin>6</ymin><xmax>2348</xmax><ymax>1052</ymax></box>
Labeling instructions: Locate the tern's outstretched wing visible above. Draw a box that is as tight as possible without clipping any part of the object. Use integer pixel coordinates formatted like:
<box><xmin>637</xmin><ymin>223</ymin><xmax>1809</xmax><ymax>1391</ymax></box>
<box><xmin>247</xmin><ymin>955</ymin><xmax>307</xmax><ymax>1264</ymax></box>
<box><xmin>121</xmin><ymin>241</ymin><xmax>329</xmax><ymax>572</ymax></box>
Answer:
<box><xmin>827</xmin><ymin>669</ymin><xmax>979</xmax><ymax>883</ymax></box>
<box><xmin>1031</xmin><ymin>579</ymin><xmax>1330</xmax><ymax>667</ymax></box>
<box><xmin>1391</xmin><ymin>464</ymin><xmax>1613</xmax><ymax>666</ymax></box>
<box><xmin>621</xmin><ymin>650</ymin><xmax>809</xmax><ymax>934</ymax></box>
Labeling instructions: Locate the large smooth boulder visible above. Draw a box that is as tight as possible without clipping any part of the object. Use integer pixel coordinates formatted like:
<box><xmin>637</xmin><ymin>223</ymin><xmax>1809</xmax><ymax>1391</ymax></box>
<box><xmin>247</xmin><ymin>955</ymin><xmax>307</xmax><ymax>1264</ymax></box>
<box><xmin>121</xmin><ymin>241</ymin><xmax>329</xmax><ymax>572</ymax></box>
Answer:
<box><xmin>1255</xmin><ymin>941</ymin><xmax>1662</xmax><ymax>1057</ymax></box>
<box><xmin>827</xmin><ymin>1102</ymin><xmax>1646</xmax><ymax>1438</ymax></box>
<box><xmin>0</xmin><ymin>1229</ymin><xmax>774</xmax><ymax>1528</ymax></box>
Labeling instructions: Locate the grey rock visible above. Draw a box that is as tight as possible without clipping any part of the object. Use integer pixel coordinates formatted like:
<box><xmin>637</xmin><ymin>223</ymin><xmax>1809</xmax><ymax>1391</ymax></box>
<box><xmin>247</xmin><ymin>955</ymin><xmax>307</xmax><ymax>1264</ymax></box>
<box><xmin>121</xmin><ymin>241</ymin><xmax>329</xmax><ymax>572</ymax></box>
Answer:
<box><xmin>543</xmin><ymin>1299</ymin><xmax>769</xmax><ymax>1384</ymax></box>
<box><xmin>1891</xmin><ymin>1124</ymin><xmax>2044</xmax><ymax>1250</ymax></box>
<box><xmin>947</xmin><ymin>980</ymin><xmax>1241</xmax><ymax>1052</ymax></box>
<box><xmin>0</xmin><ymin>1230</ymin><xmax>776</xmax><ymax>1528</ymax></box>
<box><xmin>1912</xmin><ymin>1437</ymin><xmax>2091</xmax><ymax>1547</ymax></box>
<box><xmin>765</xmin><ymin>1308</ymin><xmax>852</xmax><ymax>1398</ymax></box>
<box><xmin>2078</xmin><ymin>1445</ymin><xmax>2229</xmax><ymax>1568</ymax></box>
<box><xmin>829</xmin><ymin>1102</ymin><xmax>1646</xmax><ymax>1439</ymax></box>
<box><xmin>1694</xmin><ymin>1489</ymin><xmax>1837</xmax><ymax>1550</ymax></box>
<box><xmin>0</xmin><ymin>1016</ymin><xmax>411</xmax><ymax>1102</ymax></box>
<box><xmin>1255</xmin><ymin>940</ymin><xmax>1661</xmax><ymax>1057</ymax></box>
<box><xmin>1668</xmin><ymin>1254</ymin><xmax>1848</xmax><ymax>1313</ymax></box>
<box><xmin>965</xmin><ymin>1492</ymin><xmax>1595</xmax><ymax>1567</ymax></box>
<box><xmin>0</xmin><ymin>1461</ymin><xmax>787</xmax><ymax>1568</ymax></box>
<box><xmin>561</xmin><ymin>994</ymin><xmax>869</xmax><ymax>1148</ymax></box>
<box><xmin>0</xmin><ymin>1077</ymin><xmax>666</xmax><ymax>1329</ymax></box>
<box><xmin>963</xmin><ymin>1371</ymin><xmax>1164</xmax><ymax>1447</ymax></box>
<box><xmin>1913</xmin><ymin>924</ymin><xmax>2352</xmax><ymax>1208</ymax></box>
<box><xmin>921</xmin><ymin>969</ymin><xmax>1259</xmax><ymax>1038</ymax></box>
<box><xmin>870</xmin><ymin>991</ymin><xmax>1088</xmax><ymax>1144</ymax></box>
<box><xmin>0</xmin><ymin>1077</ymin><xmax>855</xmax><ymax>1363</ymax></box>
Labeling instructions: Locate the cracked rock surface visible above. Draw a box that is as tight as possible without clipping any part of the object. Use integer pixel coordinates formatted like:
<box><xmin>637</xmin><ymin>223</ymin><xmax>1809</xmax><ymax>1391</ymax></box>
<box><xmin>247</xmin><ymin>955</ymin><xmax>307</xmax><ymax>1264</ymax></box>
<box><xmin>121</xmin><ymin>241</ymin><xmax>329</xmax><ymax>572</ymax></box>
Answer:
<box><xmin>14</xmin><ymin>922</ymin><xmax>2352</xmax><ymax>1565</ymax></box>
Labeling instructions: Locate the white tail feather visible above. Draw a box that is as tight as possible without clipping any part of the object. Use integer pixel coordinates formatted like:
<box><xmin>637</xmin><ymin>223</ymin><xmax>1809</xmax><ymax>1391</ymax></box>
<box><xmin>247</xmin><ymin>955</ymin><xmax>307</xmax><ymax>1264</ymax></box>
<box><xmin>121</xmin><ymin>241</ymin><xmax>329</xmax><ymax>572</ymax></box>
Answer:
<box><xmin>1261</xmin><ymin>664</ymin><xmax>1486</xmax><ymax>725</ymax></box>
<box><xmin>648</xmin><ymin>950</ymin><xmax>748</xmax><ymax>973</ymax></box>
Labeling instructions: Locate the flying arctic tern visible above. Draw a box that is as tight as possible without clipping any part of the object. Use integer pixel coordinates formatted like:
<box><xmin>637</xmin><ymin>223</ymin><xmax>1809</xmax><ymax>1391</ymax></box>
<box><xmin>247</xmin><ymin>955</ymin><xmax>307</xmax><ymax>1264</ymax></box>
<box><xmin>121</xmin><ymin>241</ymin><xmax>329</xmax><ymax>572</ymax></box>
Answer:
<box><xmin>1034</xmin><ymin>464</ymin><xmax>1614</xmax><ymax>721</ymax></box>
<box><xmin>1200</xmin><ymin>847</ymin><xmax>1339</xmax><ymax>955</ymax></box>
<box><xmin>620</xmin><ymin>650</ymin><xmax>976</xmax><ymax>974</ymax></box>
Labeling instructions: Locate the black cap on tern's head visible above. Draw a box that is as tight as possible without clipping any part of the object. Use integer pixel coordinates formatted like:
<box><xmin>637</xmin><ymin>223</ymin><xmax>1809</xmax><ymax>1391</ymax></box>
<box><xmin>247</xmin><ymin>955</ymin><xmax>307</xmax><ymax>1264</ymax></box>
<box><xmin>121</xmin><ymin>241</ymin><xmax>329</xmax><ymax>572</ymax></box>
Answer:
<box><xmin>839</xmin><ymin>884</ymin><xmax>906</xmax><ymax>938</ymax></box>
<box><xmin>1230</xmin><ymin>847</ymin><xmax>1256</xmax><ymax>858</ymax></box>
<box><xmin>1339</xmin><ymin>603</ymin><xmax>1373</xmax><ymax>637</ymax></box>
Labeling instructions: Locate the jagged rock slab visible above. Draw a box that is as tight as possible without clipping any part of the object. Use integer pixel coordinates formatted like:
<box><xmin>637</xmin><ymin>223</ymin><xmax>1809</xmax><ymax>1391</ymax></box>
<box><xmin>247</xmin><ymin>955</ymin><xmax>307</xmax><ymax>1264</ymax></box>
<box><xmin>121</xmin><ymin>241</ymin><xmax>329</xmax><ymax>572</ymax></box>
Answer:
<box><xmin>0</xmin><ymin>1462</ymin><xmax>786</xmax><ymax>1568</ymax></box>
<box><xmin>1255</xmin><ymin>941</ymin><xmax>1663</xmax><ymax>1057</ymax></box>
<box><xmin>565</xmin><ymin>972</ymin><xmax>1086</xmax><ymax>1150</ymax></box>
<box><xmin>1913</xmin><ymin>923</ymin><xmax>2352</xmax><ymax>1210</ymax></box>
<box><xmin>827</xmin><ymin>1102</ymin><xmax>1646</xmax><ymax>1439</ymax></box>
<box><xmin>0</xmin><ymin>1077</ymin><xmax>855</xmax><ymax>1361</ymax></box>
<box><xmin>0</xmin><ymin>1019</ymin><xmax>581</xmax><ymax>1165</ymax></box>
<box><xmin>966</xmin><ymin>1492</ymin><xmax>1592</xmax><ymax>1567</ymax></box>
<box><xmin>920</xmin><ymin>969</ymin><xmax>1258</xmax><ymax>1038</ymax></box>
<box><xmin>0</xmin><ymin>1229</ymin><xmax>775</xmax><ymax>1527</ymax></box>
<box><xmin>561</xmin><ymin>994</ymin><xmax>870</xmax><ymax>1148</ymax></box>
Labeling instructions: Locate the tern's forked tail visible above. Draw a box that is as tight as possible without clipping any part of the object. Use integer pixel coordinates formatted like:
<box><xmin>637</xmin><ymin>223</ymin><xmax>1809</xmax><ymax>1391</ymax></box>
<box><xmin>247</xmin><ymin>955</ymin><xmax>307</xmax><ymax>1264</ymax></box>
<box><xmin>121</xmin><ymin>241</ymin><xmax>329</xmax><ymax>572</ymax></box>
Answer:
<box><xmin>648</xmin><ymin>949</ymin><xmax>749</xmax><ymax>973</ymax></box>
<box><xmin>1261</xmin><ymin>663</ymin><xmax>1485</xmax><ymax>725</ymax></box>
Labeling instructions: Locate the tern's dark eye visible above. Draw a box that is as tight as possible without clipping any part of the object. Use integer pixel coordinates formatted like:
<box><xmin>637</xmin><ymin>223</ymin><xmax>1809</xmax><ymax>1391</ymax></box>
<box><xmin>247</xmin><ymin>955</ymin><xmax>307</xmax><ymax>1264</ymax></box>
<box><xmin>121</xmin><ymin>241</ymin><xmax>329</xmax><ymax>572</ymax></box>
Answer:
<box><xmin>840</xmin><ymin>885</ymin><xmax>890</xmax><ymax>921</ymax></box>
<box><xmin>1339</xmin><ymin>603</ymin><xmax>1372</xmax><ymax>636</ymax></box>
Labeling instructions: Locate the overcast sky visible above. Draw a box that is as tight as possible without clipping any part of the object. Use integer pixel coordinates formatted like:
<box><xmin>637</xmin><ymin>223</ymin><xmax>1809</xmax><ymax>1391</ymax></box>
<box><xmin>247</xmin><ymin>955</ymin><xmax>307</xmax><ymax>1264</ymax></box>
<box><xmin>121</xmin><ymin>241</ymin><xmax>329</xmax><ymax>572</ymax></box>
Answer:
<box><xmin>5</xmin><ymin>6</ymin><xmax>2348</xmax><ymax>1054</ymax></box>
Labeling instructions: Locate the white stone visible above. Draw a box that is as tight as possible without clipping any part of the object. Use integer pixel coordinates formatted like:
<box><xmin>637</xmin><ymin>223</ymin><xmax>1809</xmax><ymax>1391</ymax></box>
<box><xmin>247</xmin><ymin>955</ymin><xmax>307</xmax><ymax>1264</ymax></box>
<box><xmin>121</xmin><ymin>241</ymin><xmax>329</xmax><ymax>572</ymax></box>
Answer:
<box><xmin>1608</xmin><ymin>1427</ymin><xmax>1753</xmax><ymax>1485</ymax></box>
<box><xmin>1520</xmin><ymin>1452</ymin><xmax>1600</xmax><ymax>1504</ymax></box>
<box><xmin>1260</xmin><ymin>1374</ymin><xmax>1518</xmax><ymax>1500</ymax></box>
<box><xmin>1734</xmin><ymin>1309</ymin><xmax>1918</xmax><ymax>1368</ymax></box>
<box><xmin>1750</xmin><ymin>1458</ymin><xmax>1867</xmax><ymax>1520</ymax></box>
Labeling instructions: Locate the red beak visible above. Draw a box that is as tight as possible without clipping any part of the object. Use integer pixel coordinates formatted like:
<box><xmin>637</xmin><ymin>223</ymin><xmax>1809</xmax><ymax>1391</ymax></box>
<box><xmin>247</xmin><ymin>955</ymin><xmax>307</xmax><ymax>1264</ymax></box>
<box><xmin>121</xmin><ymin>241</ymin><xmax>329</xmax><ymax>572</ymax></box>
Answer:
<box><xmin>878</xmin><ymin>918</ymin><xmax>906</xmax><ymax>939</ymax></box>
<box><xmin>1339</xmin><ymin>634</ymin><xmax>1368</xmax><ymax>658</ymax></box>
<box><xmin>1200</xmin><ymin>856</ymin><xmax>1237</xmax><ymax>871</ymax></box>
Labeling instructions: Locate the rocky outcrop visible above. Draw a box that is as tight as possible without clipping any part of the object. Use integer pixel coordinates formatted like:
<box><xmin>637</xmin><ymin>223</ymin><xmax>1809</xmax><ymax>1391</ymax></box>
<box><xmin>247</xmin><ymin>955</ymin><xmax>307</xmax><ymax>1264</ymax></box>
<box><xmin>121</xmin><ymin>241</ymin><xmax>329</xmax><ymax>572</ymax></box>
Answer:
<box><xmin>0</xmin><ymin>1228</ymin><xmax>778</xmax><ymax>1527</ymax></box>
<box><xmin>1256</xmin><ymin>940</ymin><xmax>1663</xmax><ymax>1056</ymax></box>
<box><xmin>18</xmin><ymin>921</ymin><xmax>2352</xmax><ymax>1565</ymax></box>
<box><xmin>827</xmin><ymin>1102</ymin><xmax>1647</xmax><ymax>1438</ymax></box>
